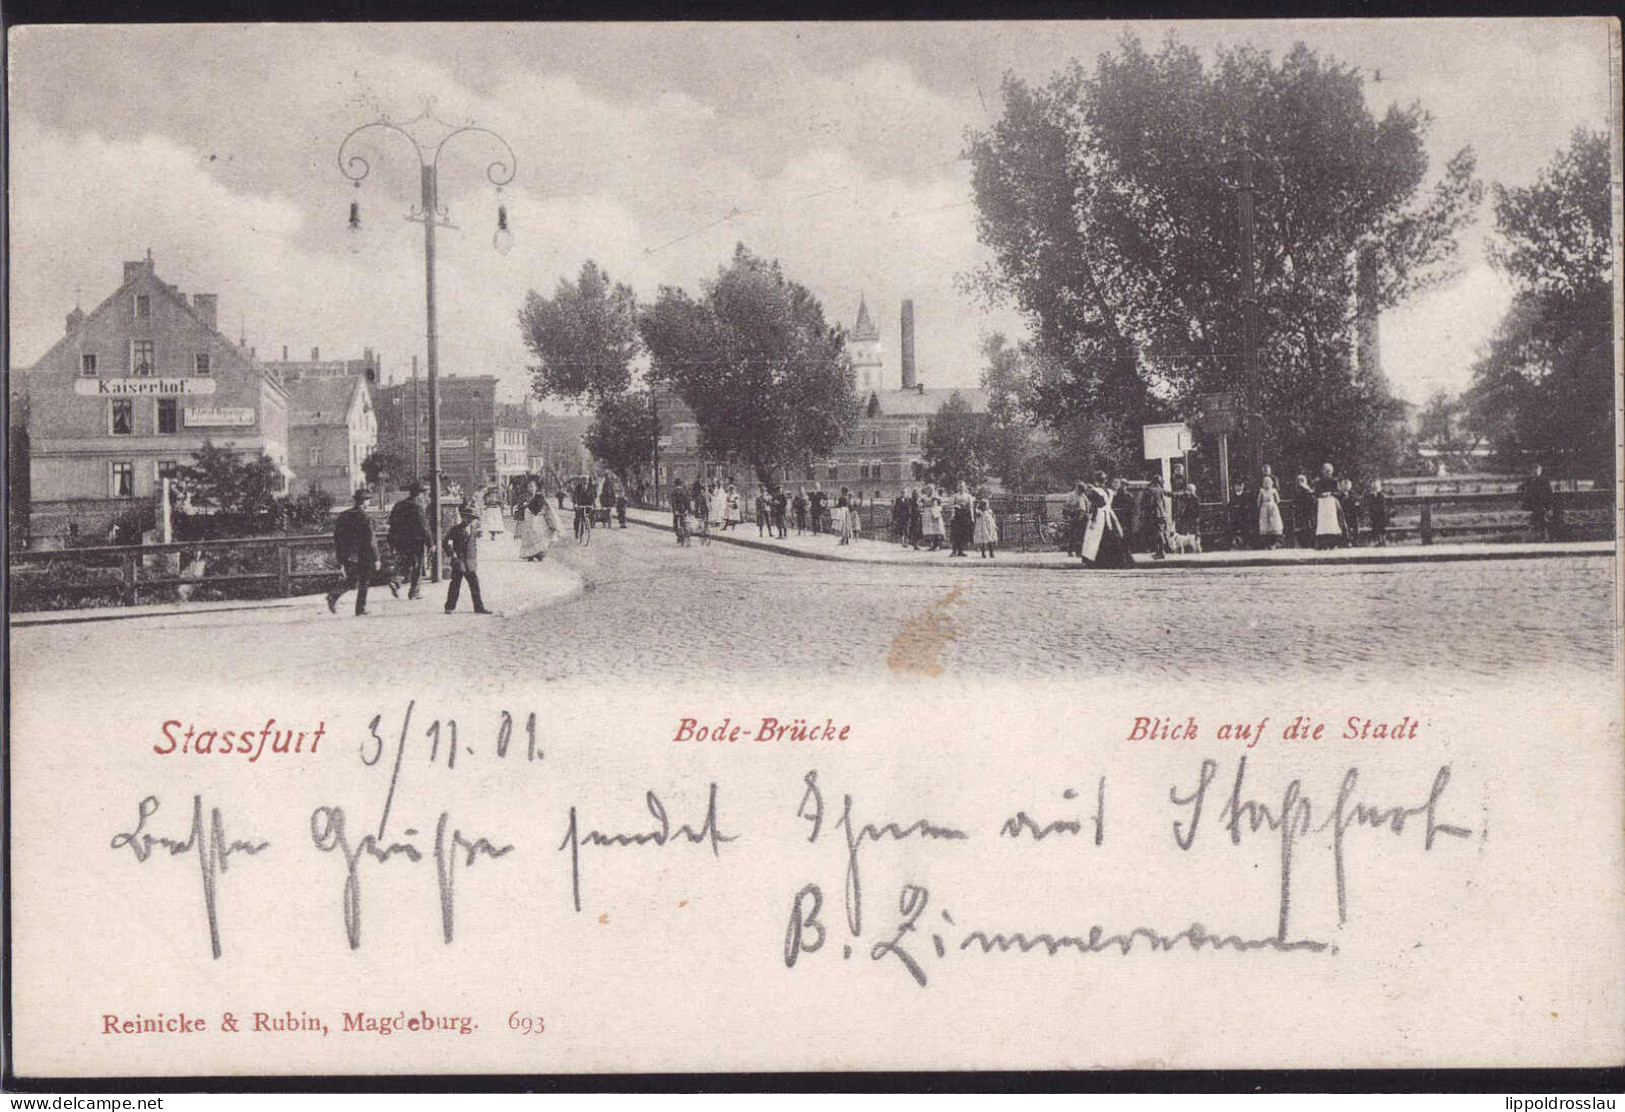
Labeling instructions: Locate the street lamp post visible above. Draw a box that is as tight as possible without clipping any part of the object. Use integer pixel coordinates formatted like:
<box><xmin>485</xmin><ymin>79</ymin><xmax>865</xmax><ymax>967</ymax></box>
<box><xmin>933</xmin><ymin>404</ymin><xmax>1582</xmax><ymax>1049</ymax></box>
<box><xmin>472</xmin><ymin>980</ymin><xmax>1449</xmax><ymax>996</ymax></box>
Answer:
<box><xmin>339</xmin><ymin>102</ymin><xmax>515</xmax><ymax>579</ymax></box>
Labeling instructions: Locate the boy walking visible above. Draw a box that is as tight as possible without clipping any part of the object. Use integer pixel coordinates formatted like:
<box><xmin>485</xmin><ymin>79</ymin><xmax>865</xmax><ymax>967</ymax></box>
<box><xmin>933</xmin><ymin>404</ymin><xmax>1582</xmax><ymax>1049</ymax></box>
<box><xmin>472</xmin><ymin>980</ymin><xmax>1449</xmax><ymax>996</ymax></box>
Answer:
<box><xmin>444</xmin><ymin>504</ymin><xmax>493</xmax><ymax>615</ymax></box>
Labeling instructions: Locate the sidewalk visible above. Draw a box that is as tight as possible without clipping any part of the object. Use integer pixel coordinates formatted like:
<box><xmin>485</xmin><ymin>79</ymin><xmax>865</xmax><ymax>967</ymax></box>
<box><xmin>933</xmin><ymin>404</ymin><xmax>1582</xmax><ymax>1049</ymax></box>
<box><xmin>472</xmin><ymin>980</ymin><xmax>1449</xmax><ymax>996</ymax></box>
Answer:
<box><xmin>11</xmin><ymin>529</ymin><xmax>584</xmax><ymax>627</ymax></box>
<box><xmin>624</xmin><ymin>506</ymin><xmax>1614</xmax><ymax>570</ymax></box>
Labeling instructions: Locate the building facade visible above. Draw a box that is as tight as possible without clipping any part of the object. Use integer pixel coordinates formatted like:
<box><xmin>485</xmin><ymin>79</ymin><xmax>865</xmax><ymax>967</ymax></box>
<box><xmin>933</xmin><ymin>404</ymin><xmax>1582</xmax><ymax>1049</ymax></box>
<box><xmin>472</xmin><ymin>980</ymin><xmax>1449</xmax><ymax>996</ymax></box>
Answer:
<box><xmin>286</xmin><ymin>375</ymin><xmax>376</xmax><ymax>497</ymax></box>
<box><xmin>654</xmin><ymin>297</ymin><xmax>987</xmax><ymax>500</ymax></box>
<box><xmin>18</xmin><ymin>253</ymin><xmax>292</xmax><ymax>540</ymax></box>
<box><xmin>374</xmin><ymin>373</ymin><xmax>529</xmax><ymax>493</ymax></box>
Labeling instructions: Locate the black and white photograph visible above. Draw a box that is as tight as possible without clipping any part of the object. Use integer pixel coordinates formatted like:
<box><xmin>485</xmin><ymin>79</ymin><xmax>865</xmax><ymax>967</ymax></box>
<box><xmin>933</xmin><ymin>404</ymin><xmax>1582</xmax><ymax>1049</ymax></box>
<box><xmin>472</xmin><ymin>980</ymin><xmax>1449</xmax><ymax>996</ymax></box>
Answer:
<box><xmin>4</xmin><ymin>18</ymin><xmax>1622</xmax><ymax>1089</ymax></box>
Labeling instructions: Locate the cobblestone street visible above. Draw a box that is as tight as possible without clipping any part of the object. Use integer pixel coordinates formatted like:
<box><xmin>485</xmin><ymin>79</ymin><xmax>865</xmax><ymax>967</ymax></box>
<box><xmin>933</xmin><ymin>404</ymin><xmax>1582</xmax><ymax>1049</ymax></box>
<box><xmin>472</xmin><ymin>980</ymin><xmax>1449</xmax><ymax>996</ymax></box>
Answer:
<box><xmin>11</xmin><ymin>522</ymin><xmax>1617</xmax><ymax>689</ymax></box>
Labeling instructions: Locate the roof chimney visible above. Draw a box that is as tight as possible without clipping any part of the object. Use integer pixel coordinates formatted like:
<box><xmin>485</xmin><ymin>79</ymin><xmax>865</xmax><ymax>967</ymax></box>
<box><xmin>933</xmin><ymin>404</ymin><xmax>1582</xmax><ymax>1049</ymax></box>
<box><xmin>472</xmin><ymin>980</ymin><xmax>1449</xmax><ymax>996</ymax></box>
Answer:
<box><xmin>66</xmin><ymin>307</ymin><xmax>85</xmax><ymax>335</ymax></box>
<box><xmin>192</xmin><ymin>293</ymin><xmax>218</xmax><ymax>332</ymax></box>
<box><xmin>283</xmin><ymin>345</ymin><xmax>289</xmax><ymax>361</ymax></box>
<box><xmin>122</xmin><ymin>260</ymin><xmax>148</xmax><ymax>286</ymax></box>
<box><xmin>311</xmin><ymin>346</ymin><xmax>320</xmax><ymax>362</ymax></box>
<box><xmin>900</xmin><ymin>300</ymin><xmax>916</xmax><ymax>390</ymax></box>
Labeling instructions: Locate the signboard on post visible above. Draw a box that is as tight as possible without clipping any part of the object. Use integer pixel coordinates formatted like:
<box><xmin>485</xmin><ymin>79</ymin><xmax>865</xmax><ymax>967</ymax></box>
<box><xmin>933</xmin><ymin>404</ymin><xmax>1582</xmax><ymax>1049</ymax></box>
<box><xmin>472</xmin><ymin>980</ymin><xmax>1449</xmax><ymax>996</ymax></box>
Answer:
<box><xmin>1142</xmin><ymin>421</ymin><xmax>1193</xmax><ymax>490</ymax></box>
<box><xmin>1142</xmin><ymin>422</ymin><xmax>1192</xmax><ymax>461</ymax></box>
<box><xmin>1193</xmin><ymin>392</ymin><xmax>1240</xmax><ymax>436</ymax></box>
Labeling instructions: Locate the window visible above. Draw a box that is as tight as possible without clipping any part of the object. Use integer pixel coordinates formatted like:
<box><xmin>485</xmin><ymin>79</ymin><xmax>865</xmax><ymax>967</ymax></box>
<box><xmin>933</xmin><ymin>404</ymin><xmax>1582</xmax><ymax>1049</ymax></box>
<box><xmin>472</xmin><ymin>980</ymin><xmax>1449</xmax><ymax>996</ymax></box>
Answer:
<box><xmin>912</xmin><ymin>460</ymin><xmax>925</xmax><ymax>480</ymax></box>
<box><xmin>133</xmin><ymin>294</ymin><xmax>151</xmax><ymax>320</ymax></box>
<box><xmin>308</xmin><ymin>447</ymin><xmax>322</xmax><ymax>468</ymax></box>
<box><xmin>131</xmin><ymin>340</ymin><xmax>155</xmax><ymax>376</ymax></box>
<box><xmin>909</xmin><ymin>427</ymin><xmax>919</xmax><ymax>445</ymax></box>
<box><xmin>156</xmin><ymin>398</ymin><xmax>178</xmax><ymax>434</ymax></box>
<box><xmin>110</xmin><ymin>462</ymin><xmax>135</xmax><ymax>497</ymax></box>
<box><xmin>110</xmin><ymin>400</ymin><xmax>134</xmax><ymax>435</ymax></box>
<box><xmin>80</xmin><ymin>353</ymin><xmax>98</xmax><ymax>376</ymax></box>
<box><xmin>155</xmin><ymin>459</ymin><xmax>181</xmax><ymax>483</ymax></box>
<box><xmin>194</xmin><ymin>353</ymin><xmax>211</xmax><ymax>375</ymax></box>
<box><xmin>826</xmin><ymin>464</ymin><xmax>839</xmax><ymax>481</ymax></box>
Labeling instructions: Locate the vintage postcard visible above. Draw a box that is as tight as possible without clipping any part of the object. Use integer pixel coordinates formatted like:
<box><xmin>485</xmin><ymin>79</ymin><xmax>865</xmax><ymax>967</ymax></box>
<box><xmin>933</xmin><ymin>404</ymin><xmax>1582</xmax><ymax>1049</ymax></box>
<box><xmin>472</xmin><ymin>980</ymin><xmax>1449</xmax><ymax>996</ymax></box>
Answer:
<box><xmin>5</xmin><ymin>18</ymin><xmax>1623</xmax><ymax>1084</ymax></box>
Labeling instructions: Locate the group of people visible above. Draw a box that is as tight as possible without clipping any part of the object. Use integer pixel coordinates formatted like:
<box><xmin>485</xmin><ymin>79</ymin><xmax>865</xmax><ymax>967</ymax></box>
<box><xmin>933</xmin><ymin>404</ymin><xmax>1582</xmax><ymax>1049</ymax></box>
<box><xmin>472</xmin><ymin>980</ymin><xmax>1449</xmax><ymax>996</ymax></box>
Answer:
<box><xmin>326</xmin><ymin>481</ymin><xmax>492</xmax><ymax>617</ymax></box>
<box><xmin>1058</xmin><ymin>461</ymin><xmax>1396</xmax><ymax>563</ymax></box>
<box><xmin>886</xmin><ymin>482</ymin><xmax>1000</xmax><ymax>557</ymax></box>
<box><xmin>665</xmin><ymin>477</ymin><xmax>1002</xmax><ymax>557</ymax></box>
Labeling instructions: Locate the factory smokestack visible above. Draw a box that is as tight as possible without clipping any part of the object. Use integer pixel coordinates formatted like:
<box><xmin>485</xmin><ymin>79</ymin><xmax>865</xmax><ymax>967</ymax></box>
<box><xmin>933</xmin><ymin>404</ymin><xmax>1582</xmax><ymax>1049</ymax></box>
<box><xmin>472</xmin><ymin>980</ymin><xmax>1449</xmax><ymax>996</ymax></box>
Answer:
<box><xmin>900</xmin><ymin>300</ymin><xmax>916</xmax><ymax>390</ymax></box>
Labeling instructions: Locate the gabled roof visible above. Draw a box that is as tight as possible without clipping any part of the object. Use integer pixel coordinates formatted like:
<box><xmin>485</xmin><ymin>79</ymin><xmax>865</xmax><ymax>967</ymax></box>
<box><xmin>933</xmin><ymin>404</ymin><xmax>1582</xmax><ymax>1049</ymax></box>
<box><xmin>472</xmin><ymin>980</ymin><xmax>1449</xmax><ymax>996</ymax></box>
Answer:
<box><xmin>288</xmin><ymin>375</ymin><xmax>367</xmax><ymax>427</ymax></box>
<box><xmin>851</xmin><ymin>295</ymin><xmax>879</xmax><ymax>342</ymax></box>
<box><xmin>29</xmin><ymin>259</ymin><xmax>289</xmax><ymax>399</ymax></box>
<box><xmin>867</xmin><ymin>386</ymin><xmax>990</xmax><ymax>417</ymax></box>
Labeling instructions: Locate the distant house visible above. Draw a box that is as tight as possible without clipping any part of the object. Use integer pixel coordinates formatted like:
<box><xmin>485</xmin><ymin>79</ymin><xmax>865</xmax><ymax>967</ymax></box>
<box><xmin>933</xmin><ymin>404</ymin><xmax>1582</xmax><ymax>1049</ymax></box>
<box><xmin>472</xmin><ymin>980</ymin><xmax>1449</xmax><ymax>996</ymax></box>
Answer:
<box><xmin>654</xmin><ymin>296</ymin><xmax>989</xmax><ymax>498</ymax></box>
<box><xmin>287</xmin><ymin>375</ymin><xmax>376</xmax><ymax>497</ymax></box>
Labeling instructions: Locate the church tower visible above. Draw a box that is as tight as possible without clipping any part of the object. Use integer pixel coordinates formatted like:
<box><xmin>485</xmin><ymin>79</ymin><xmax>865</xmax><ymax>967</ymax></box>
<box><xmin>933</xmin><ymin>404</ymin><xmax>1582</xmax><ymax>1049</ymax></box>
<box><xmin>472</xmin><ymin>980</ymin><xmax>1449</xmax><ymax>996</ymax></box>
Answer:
<box><xmin>849</xmin><ymin>295</ymin><xmax>885</xmax><ymax>393</ymax></box>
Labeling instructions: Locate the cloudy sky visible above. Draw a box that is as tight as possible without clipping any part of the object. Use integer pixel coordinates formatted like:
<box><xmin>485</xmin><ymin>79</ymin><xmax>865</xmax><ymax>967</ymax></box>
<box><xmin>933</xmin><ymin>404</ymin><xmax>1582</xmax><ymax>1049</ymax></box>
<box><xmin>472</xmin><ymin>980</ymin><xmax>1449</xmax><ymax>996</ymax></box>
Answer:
<box><xmin>8</xmin><ymin>20</ymin><xmax>1615</xmax><ymax>408</ymax></box>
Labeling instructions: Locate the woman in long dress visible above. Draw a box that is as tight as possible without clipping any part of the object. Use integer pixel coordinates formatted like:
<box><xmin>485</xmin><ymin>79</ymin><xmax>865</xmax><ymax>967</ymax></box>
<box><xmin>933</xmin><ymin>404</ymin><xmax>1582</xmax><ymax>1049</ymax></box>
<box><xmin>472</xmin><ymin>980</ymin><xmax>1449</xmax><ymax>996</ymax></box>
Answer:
<box><xmin>1313</xmin><ymin>463</ymin><xmax>1346</xmax><ymax>550</ymax></box>
<box><xmin>1257</xmin><ymin>474</ymin><xmax>1285</xmax><ymax>549</ymax></box>
<box><xmin>836</xmin><ymin>492</ymin><xmax>853</xmax><ymax>545</ymax></box>
<box><xmin>1293</xmin><ymin>473</ymin><xmax>1317</xmax><ymax>549</ymax></box>
<box><xmin>1083</xmin><ymin>473</ymin><xmax>1134</xmax><ymax>568</ymax></box>
<box><xmin>519</xmin><ymin>486</ymin><xmax>562</xmax><ymax>560</ymax></box>
<box><xmin>725</xmin><ymin>483</ymin><xmax>742</xmax><ymax>529</ymax></box>
<box><xmin>708</xmin><ymin>480</ymin><xmax>725</xmax><ymax>530</ymax></box>
<box><xmin>480</xmin><ymin>488</ymin><xmax>506</xmax><ymax>540</ymax></box>
<box><xmin>949</xmin><ymin>481</ymin><xmax>975</xmax><ymax>557</ymax></box>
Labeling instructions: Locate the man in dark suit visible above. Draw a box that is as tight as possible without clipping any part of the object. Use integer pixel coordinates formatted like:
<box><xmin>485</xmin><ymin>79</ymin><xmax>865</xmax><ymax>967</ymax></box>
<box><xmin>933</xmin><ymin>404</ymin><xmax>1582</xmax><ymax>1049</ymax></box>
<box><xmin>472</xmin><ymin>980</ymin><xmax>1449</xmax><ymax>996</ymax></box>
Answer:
<box><xmin>387</xmin><ymin>481</ymin><xmax>430</xmax><ymax>599</ymax></box>
<box><xmin>328</xmin><ymin>487</ymin><xmax>379</xmax><ymax>616</ymax></box>
<box><xmin>444</xmin><ymin>503</ymin><xmax>493</xmax><ymax>614</ymax></box>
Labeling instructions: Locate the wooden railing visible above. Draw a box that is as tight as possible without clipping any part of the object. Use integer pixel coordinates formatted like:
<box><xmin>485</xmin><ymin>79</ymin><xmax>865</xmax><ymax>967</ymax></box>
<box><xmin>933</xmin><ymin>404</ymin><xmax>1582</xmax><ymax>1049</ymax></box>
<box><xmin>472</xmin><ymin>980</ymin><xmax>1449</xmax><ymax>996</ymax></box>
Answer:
<box><xmin>8</xmin><ymin>533</ymin><xmax>373</xmax><ymax>612</ymax></box>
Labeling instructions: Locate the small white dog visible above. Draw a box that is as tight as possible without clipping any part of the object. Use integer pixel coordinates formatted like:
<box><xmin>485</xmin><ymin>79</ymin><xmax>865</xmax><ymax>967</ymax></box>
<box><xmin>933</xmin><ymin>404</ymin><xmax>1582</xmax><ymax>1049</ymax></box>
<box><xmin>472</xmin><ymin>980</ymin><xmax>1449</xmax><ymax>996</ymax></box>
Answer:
<box><xmin>1169</xmin><ymin>532</ymin><xmax>1203</xmax><ymax>554</ymax></box>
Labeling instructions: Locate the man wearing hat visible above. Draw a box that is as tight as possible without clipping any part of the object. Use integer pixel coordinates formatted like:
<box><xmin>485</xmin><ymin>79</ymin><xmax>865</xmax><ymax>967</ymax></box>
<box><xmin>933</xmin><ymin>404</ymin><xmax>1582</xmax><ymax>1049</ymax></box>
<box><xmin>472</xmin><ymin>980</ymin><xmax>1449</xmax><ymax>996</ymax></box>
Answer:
<box><xmin>328</xmin><ymin>487</ymin><xmax>380</xmax><ymax>616</ymax></box>
<box><xmin>443</xmin><ymin>502</ymin><xmax>493</xmax><ymax>615</ymax></box>
<box><xmin>387</xmin><ymin>481</ymin><xmax>430</xmax><ymax>600</ymax></box>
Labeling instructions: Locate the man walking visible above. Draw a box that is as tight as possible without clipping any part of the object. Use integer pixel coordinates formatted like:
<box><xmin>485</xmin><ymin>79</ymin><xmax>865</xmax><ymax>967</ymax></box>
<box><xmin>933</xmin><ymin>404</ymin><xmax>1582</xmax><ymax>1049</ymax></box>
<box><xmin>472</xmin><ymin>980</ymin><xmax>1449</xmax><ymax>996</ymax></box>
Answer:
<box><xmin>328</xmin><ymin>487</ymin><xmax>381</xmax><ymax>616</ymax></box>
<box><xmin>387</xmin><ymin>481</ymin><xmax>430</xmax><ymax>599</ymax></box>
<box><xmin>444</xmin><ymin>503</ymin><xmax>493</xmax><ymax>614</ymax></box>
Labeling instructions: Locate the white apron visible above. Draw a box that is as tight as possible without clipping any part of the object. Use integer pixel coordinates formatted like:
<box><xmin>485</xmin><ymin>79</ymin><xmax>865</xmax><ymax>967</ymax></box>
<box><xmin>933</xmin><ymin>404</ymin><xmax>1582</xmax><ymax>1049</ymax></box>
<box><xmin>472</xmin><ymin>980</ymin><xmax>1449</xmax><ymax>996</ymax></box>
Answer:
<box><xmin>1081</xmin><ymin>509</ymin><xmax>1108</xmax><ymax>561</ymax></box>
<box><xmin>1315</xmin><ymin>493</ymin><xmax>1342</xmax><ymax>536</ymax></box>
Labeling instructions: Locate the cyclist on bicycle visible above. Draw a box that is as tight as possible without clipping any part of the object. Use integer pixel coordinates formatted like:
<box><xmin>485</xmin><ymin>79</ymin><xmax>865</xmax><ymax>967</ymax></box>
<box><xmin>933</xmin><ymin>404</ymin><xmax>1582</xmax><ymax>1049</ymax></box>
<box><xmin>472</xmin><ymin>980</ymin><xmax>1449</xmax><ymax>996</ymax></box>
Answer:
<box><xmin>570</xmin><ymin>474</ymin><xmax>594</xmax><ymax>543</ymax></box>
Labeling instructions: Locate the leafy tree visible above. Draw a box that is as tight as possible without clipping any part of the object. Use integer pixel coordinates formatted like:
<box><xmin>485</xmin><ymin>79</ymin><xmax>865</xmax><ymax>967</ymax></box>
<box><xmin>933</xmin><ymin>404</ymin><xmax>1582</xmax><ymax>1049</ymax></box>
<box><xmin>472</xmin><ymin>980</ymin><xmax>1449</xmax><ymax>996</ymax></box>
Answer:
<box><xmin>174</xmin><ymin>441</ymin><xmax>284</xmax><ymax>515</ymax></box>
<box><xmin>639</xmin><ymin>244</ymin><xmax>858</xmax><ymax>482</ymax></box>
<box><xmin>286</xmin><ymin>487</ymin><xmax>336</xmax><ymax>529</ymax></box>
<box><xmin>360</xmin><ymin>448</ymin><xmax>406</xmax><ymax>488</ymax></box>
<box><xmin>922</xmin><ymin>391</ymin><xmax>992</xmax><ymax>490</ymax></box>
<box><xmin>979</xmin><ymin>333</ymin><xmax>1052</xmax><ymax>492</ymax></box>
<box><xmin>966</xmin><ymin>36</ymin><xmax>1481</xmax><ymax>479</ymax></box>
<box><xmin>519</xmin><ymin>260</ymin><xmax>642</xmax><ymax>407</ymax></box>
<box><xmin>585</xmin><ymin>391</ymin><xmax>661</xmax><ymax>485</ymax></box>
<box><xmin>1465</xmin><ymin>129</ymin><xmax>1613</xmax><ymax>480</ymax></box>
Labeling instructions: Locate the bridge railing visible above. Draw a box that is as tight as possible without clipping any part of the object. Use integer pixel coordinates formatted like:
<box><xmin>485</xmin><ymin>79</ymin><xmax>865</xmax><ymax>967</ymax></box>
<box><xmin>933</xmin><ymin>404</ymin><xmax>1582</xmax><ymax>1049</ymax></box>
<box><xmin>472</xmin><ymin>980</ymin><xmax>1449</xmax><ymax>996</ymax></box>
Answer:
<box><xmin>7</xmin><ymin>533</ymin><xmax>389</xmax><ymax>613</ymax></box>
